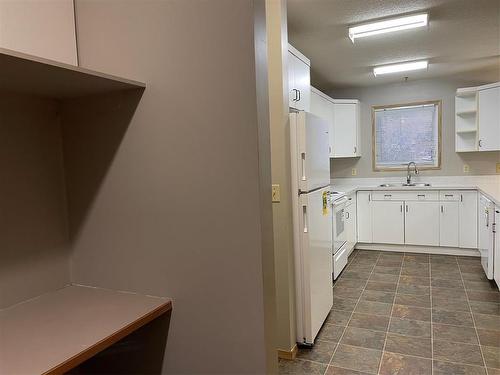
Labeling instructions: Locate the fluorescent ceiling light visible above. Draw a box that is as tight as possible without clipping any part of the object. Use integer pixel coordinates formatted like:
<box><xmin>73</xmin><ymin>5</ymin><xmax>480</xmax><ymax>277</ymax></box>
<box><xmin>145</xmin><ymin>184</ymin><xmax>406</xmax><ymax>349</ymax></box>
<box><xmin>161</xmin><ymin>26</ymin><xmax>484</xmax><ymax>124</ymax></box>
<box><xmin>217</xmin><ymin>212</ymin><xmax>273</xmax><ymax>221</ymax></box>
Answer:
<box><xmin>349</xmin><ymin>13</ymin><xmax>428</xmax><ymax>42</ymax></box>
<box><xmin>373</xmin><ymin>60</ymin><xmax>429</xmax><ymax>76</ymax></box>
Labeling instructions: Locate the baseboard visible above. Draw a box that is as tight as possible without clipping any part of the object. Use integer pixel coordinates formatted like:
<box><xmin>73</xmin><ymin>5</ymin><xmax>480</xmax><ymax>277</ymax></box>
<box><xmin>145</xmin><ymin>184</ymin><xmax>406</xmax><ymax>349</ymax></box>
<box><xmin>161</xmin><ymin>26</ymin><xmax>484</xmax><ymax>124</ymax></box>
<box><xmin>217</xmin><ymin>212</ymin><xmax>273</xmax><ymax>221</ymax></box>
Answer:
<box><xmin>355</xmin><ymin>243</ymin><xmax>480</xmax><ymax>257</ymax></box>
<box><xmin>277</xmin><ymin>344</ymin><xmax>297</xmax><ymax>360</ymax></box>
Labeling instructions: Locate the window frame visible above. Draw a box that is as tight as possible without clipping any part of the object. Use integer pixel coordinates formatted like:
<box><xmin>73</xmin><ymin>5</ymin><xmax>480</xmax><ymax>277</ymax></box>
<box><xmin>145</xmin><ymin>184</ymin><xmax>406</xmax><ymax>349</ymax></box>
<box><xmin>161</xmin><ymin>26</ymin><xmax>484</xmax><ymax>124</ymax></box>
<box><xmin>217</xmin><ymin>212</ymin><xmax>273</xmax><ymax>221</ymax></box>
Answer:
<box><xmin>371</xmin><ymin>100</ymin><xmax>442</xmax><ymax>172</ymax></box>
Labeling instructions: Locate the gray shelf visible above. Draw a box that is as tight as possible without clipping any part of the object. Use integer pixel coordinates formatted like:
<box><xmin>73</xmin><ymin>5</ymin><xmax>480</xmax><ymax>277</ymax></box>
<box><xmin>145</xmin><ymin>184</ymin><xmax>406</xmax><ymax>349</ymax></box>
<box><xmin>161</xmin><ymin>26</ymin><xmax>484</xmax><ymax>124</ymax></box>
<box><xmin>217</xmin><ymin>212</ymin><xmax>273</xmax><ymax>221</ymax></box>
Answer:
<box><xmin>0</xmin><ymin>48</ymin><xmax>145</xmax><ymax>98</ymax></box>
<box><xmin>0</xmin><ymin>285</ymin><xmax>171</xmax><ymax>375</ymax></box>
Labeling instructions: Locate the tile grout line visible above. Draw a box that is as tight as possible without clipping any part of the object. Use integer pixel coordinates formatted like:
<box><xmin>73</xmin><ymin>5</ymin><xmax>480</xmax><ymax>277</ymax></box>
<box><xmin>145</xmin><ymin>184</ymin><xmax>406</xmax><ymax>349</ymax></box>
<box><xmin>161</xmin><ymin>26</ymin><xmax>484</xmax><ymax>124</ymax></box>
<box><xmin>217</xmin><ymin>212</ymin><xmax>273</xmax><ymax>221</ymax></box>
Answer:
<box><xmin>376</xmin><ymin>252</ymin><xmax>405</xmax><ymax>375</ymax></box>
<box><xmin>456</xmin><ymin>257</ymin><xmax>490</xmax><ymax>375</ymax></box>
<box><xmin>430</xmin><ymin>253</ymin><xmax>434</xmax><ymax>375</ymax></box>
<box><xmin>323</xmin><ymin>250</ymin><xmax>382</xmax><ymax>375</ymax></box>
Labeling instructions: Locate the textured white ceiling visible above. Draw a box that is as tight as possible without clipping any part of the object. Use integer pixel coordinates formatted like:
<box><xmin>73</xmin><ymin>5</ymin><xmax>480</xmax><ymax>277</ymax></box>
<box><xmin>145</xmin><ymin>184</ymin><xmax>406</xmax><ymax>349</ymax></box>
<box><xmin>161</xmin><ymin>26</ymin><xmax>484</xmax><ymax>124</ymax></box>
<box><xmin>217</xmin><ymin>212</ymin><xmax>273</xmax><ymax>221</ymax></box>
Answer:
<box><xmin>287</xmin><ymin>0</ymin><xmax>500</xmax><ymax>90</ymax></box>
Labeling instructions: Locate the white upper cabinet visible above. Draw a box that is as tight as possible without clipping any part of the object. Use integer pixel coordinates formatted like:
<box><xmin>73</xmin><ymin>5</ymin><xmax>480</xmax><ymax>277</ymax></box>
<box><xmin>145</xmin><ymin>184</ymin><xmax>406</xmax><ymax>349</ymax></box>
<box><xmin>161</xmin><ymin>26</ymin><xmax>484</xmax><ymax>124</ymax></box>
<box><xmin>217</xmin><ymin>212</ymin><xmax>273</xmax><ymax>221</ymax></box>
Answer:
<box><xmin>310</xmin><ymin>87</ymin><xmax>361</xmax><ymax>158</ymax></box>
<box><xmin>310</xmin><ymin>88</ymin><xmax>335</xmax><ymax>157</ymax></box>
<box><xmin>0</xmin><ymin>0</ymin><xmax>78</xmax><ymax>65</ymax></box>
<box><xmin>478</xmin><ymin>86</ymin><xmax>500</xmax><ymax>151</ymax></box>
<box><xmin>288</xmin><ymin>45</ymin><xmax>310</xmax><ymax>111</ymax></box>
<box><xmin>332</xmin><ymin>100</ymin><xmax>361</xmax><ymax>158</ymax></box>
<box><xmin>456</xmin><ymin>82</ymin><xmax>500</xmax><ymax>152</ymax></box>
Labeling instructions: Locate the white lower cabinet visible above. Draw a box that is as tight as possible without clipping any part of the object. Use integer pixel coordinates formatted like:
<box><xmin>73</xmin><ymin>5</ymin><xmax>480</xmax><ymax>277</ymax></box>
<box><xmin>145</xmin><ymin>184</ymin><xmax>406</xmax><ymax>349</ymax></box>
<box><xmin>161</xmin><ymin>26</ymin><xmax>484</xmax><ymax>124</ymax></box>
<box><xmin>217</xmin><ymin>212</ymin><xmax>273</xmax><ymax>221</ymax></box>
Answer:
<box><xmin>345</xmin><ymin>195</ymin><xmax>357</xmax><ymax>251</ymax></box>
<box><xmin>459</xmin><ymin>191</ymin><xmax>478</xmax><ymax>248</ymax></box>
<box><xmin>372</xmin><ymin>201</ymin><xmax>404</xmax><ymax>244</ymax></box>
<box><xmin>405</xmin><ymin>201</ymin><xmax>440</xmax><ymax>246</ymax></box>
<box><xmin>440</xmin><ymin>202</ymin><xmax>460</xmax><ymax>247</ymax></box>
<box><xmin>356</xmin><ymin>192</ymin><xmax>372</xmax><ymax>243</ymax></box>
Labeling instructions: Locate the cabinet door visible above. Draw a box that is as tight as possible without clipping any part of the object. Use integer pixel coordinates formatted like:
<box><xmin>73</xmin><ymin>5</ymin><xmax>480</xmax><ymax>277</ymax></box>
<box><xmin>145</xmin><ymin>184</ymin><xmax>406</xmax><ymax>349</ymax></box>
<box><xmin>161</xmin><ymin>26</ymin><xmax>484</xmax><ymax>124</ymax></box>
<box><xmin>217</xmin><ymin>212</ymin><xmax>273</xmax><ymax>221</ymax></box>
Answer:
<box><xmin>494</xmin><ymin>209</ymin><xmax>500</xmax><ymax>288</ymax></box>
<box><xmin>288</xmin><ymin>51</ymin><xmax>297</xmax><ymax>109</ymax></box>
<box><xmin>356</xmin><ymin>192</ymin><xmax>372</xmax><ymax>243</ymax></box>
<box><xmin>459</xmin><ymin>191</ymin><xmax>478</xmax><ymax>248</ymax></box>
<box><xmin>478</xmin><ymin>87</ymin><xmax>500</xmax><ymax>151</ymax></box>
<box><xmin>405</xmin><ymin>202</ymin><xmax>440</xmax><ymax>246</ymax></box>
<box><xmin>440</xmin><ymin>202</ymin><xmax>459</xmax><ymax>247</ymax></box>
<box><xmin>372</xmin><ymin>201</ymin><xmax>404</xmax><ymax>244</ymax></box>
<box><xmin>310</xmin><ymin>91</ymin><xmax>334</xmax><ymax>157</ymax></box>
<box><xmin>0</xmin><ymin>0</ymin><xmax>77</xmax><ymax>65</ymax></box>
<box><xmin>345</xmin><ymin>200</ymin><xmax>356</xmax><ymax>251</ymax></box>
<box><xmin>292</xmin><ymin>54</ymin><xmax>310</xmax><ymax>111</ymax></box>
<box><xmin>332</xmin><ymin>103</ymin><xmax>357</xmax><ymax>157</ymax></box>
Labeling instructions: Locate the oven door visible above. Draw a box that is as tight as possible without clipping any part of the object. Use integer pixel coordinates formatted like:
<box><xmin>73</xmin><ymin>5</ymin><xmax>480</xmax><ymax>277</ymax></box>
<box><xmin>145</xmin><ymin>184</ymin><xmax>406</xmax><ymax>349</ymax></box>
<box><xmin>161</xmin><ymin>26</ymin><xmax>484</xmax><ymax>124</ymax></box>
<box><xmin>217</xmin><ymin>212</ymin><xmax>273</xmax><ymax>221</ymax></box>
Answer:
<box><xmin>333</xmin><ymin>198</ymin><xmax>347</xmax><ymax>254</ymax></box>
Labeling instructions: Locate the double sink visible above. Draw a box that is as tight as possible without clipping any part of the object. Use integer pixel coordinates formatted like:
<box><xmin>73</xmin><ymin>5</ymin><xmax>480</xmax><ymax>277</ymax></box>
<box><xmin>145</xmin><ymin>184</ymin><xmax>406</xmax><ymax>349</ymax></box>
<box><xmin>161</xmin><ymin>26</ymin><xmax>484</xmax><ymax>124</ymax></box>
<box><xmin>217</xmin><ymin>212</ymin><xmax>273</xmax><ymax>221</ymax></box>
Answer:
<box><xmin>379</xmin><ymin>183</ymin><xmax>431</xmax><ymax>187</ymax></box>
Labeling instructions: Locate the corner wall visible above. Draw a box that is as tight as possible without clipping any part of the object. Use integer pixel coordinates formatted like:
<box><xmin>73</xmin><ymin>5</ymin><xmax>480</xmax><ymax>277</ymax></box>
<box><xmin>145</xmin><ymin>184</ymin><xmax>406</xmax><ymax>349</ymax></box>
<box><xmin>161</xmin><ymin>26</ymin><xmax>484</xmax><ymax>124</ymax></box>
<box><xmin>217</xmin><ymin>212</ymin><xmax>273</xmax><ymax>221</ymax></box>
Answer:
<box><xmin>329</xmin><ymin>79</ymin><xmax>500</xmax><ymax>178</ymax></box>
<box><xmin>68</xmin><ymin>1</ymin><xmax>275</xmax><ymax>373</ymax></box>
<box><xmin>266</xmin><ymin>0</ymin><xmax>298</xmax><ymax>355</ymax></box>
<box><xmin>0</xmin><ymin>91</ymin><xmax>70</xmax><ymax>308</ymax></box>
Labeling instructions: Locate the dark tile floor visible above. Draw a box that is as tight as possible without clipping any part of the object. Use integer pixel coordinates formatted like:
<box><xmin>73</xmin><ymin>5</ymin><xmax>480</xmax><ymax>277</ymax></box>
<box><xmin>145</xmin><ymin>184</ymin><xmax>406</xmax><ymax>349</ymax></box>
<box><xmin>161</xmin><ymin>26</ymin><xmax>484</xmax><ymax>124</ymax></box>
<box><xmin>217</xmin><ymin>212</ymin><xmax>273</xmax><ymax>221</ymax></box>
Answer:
<box><xmin>279</xmin><ymin>250</ymin><xmax>500</xmax><ymax>375</ymax></box>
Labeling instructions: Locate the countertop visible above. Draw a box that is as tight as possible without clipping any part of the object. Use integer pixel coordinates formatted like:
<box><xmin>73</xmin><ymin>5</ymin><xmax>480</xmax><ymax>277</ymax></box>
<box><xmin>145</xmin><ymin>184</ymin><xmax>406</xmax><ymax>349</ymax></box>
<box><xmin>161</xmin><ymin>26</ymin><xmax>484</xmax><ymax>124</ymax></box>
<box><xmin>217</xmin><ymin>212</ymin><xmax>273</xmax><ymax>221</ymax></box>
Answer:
<box><xmin>0</xmin><ymin>285</ymin><xmax>172</xmax><ymax>375</ymax></box>
<box><xmin>331</xmin><ymin>184</ymin><xmax>500</xmax><ymax>206</ymax></box>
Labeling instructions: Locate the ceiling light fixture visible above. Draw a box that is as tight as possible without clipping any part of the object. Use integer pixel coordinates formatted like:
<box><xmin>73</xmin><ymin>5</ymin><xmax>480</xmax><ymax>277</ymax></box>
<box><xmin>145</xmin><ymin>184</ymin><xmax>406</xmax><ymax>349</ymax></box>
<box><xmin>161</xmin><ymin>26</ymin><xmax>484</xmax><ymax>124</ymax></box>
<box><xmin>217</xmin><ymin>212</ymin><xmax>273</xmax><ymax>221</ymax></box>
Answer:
<box><xmin>349</xmin><ymin>13</ymin><xmax>428</xmax><ymax>42</ymax></box>
<box><xmin>373</xmin><ymin>60</ymin><xmax>429</xmax><ymax>76</ymax></box>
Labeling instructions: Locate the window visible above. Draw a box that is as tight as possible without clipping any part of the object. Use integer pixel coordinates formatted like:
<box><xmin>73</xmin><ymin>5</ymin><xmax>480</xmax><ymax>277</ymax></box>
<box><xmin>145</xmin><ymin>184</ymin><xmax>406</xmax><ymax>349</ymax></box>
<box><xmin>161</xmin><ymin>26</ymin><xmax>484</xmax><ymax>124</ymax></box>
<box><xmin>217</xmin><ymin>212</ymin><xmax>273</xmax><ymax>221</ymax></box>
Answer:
<box><xmin>372</xmin><ymin>100</ymin><xmax>441</xmax><ymax>171</ymax></box>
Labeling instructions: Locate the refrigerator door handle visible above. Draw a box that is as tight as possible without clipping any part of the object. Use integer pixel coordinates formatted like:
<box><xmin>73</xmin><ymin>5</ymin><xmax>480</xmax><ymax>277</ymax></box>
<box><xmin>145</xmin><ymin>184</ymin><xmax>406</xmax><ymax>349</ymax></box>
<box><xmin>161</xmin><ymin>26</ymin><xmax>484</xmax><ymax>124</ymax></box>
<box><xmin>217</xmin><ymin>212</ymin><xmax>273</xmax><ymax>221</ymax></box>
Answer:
<box><xmin>301</xmin><ymin>152</ymin><xmax>307</xmax><ymax>181</ymax></box>
<box><xmin>302</xmin><ymin>205</ymin><xmax>308</xmax><ymax>233</ymax></box>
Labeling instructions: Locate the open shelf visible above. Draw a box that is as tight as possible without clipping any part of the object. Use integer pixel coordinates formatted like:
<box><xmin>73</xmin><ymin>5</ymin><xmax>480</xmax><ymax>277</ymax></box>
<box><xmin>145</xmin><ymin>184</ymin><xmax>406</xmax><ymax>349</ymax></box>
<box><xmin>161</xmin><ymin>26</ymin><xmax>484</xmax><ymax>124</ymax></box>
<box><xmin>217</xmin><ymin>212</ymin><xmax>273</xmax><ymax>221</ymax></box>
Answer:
<box><xmin>456</xmin><ymin>109</ymin><xmax>477</xmax><ymax>116</ymax></box>
<box><xmin>456</xmin><ymin>129</ymin><xmax>477</xmax><ymax>134</ymax></box>
<box><xmin>0</xmin><ymin>285</ymin><xmax>171</xmax><ymax>375</ymax></box>
<box><xmin>0</xmin><ymin>47</ymin><xmax>146</xmax><ymax>99</ymax></box>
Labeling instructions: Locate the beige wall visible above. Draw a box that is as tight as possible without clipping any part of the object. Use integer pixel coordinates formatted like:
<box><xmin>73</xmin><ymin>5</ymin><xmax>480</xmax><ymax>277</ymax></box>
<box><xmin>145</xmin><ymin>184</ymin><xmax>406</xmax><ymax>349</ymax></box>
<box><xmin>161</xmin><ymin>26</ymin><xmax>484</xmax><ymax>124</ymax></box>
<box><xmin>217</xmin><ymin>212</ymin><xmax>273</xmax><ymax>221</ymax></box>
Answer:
<box><xmin>66</xmin><ymin>1</ymin><xmax>275</xmax><ymax>373</ymax></box>
<box><xmin>0</xmin><ymin>91</ymin><xmax>69</xmax><ymax>308</ymax></box>
<box><xmin>329</xmin><ymin>79</ymin><xmax>500</xmax><ymax>178</ymax></box>
<box><xmin>266</xmin><ymin>0</ymin><xmax>297</xmax><ymax>354</ymax></box>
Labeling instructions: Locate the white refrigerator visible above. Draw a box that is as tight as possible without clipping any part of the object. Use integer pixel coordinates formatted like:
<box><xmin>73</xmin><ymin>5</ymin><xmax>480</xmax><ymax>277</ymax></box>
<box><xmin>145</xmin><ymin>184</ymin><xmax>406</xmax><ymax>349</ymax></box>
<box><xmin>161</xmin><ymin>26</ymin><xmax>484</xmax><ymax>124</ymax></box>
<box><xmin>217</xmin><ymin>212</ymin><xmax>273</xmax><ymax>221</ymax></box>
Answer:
<box><xmin>290</xmin><ymin>111</ymin><xmax>333</xmax><ymax>345</ymax></box>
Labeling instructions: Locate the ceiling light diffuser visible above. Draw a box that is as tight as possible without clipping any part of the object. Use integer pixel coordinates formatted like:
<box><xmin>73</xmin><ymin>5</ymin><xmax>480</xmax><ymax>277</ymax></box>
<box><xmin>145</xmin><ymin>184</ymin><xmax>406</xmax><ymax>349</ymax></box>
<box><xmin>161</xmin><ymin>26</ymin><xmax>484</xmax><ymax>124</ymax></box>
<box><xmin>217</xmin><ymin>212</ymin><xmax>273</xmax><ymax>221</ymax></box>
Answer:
<box><xmin>349</xmin><ymin>13</ymin><xmax>428</xmax><ymax>42</ymax></box>
<box><xmin>373</xmin><ymin>60</ymin><xmax>429</xmax><ymax>76</ymax></box>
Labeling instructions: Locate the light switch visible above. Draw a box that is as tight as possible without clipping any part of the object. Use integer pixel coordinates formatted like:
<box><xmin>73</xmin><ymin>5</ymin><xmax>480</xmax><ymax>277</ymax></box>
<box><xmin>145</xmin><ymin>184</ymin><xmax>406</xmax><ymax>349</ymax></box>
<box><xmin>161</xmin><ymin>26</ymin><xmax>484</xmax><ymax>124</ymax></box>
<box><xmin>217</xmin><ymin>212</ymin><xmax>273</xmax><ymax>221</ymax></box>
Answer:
<box><xmin>351</xmin><ymin>168</ymin><xmax>357</xmax><ymax>176</ymax></box>
<box><xmin>463</xmin><ymin>164</ymin><xmax>470</xmax><ymax>173</ymax></box>
<box><xmin>496</xmin><ymin>163</ymin><xmax>500</xmax><ymax>174</ymax></box>
<box><xmin>272</xmin><ymin>184</ymin><xmax>281</xmax><ymax>203</ymax></box>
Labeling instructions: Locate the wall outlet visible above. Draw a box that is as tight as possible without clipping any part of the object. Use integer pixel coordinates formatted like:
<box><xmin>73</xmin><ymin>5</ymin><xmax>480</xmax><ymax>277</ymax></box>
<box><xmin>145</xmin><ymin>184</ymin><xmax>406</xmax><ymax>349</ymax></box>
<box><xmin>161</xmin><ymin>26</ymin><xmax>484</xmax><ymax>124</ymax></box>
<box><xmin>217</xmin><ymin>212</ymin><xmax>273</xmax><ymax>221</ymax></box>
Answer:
<box><xmin>496</xmin><ymin>163</ymin><xmax>500</xmax><ymax>174</ymax></box>
<box><xmin>351</xmin><ymin>168</ymin><xmax>357</xmax><ymax>176</ymax></box>
<box><xmin>272</xmin><ymin>184</ymin><xmax>281</xmax><ymax>203</ymax></box>
<box><xmin>463</xmin><ymin>164</ymin><xmax>470</xmax><ymax>173</ymax></box>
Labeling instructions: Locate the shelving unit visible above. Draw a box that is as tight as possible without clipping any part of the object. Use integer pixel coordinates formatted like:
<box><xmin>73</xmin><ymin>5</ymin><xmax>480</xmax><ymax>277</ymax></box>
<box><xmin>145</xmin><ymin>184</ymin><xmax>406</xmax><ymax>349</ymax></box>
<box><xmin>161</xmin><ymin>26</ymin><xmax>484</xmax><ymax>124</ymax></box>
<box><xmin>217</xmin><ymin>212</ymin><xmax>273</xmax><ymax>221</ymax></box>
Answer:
<box><xmin>455</xmin><ymin>88</ymin><xmax>478</xmax><ymax>152</ymax></box>
<box><xmin>0</xmin><ymin>47</ymin><xmax>145</xmax><ymax>98</ymax></box>
<box><xmin>0</xmin><ymin>285</ymin><xmax>171</xmax><ymax>375</ymax></box>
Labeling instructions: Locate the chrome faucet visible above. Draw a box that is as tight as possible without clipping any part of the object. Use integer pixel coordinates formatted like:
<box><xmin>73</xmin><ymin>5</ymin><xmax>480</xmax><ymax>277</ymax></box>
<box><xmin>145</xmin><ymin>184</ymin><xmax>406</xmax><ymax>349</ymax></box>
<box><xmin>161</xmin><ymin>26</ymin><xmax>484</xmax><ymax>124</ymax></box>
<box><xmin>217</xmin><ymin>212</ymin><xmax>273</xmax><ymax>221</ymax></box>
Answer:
<box><xmin>406</xmin><ymin>162</ymin><xmax>419</xmax><ymax>185</ymax></box>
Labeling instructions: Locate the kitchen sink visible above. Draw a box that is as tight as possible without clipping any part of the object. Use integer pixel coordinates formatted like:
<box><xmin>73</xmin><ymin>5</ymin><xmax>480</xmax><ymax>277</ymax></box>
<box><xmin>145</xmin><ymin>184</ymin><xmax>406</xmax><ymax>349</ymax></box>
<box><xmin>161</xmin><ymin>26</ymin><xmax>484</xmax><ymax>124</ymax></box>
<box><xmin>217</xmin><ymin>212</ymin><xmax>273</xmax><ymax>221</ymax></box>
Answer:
<box><xmin>379</xmin><ymin>183</ymin><xmax>431</xmax><ymax>187</ymax></box>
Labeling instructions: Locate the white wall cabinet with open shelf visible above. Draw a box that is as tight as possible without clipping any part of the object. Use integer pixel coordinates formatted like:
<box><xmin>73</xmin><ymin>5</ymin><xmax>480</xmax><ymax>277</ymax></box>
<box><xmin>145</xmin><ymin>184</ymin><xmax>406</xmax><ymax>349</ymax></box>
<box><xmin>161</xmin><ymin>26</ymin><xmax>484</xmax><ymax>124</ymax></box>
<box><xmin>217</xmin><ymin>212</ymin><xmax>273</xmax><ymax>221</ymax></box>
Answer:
<box><xmin>455</xmin><ymin>82</ymin><xmax>500</xmax><ymax>152</ymax></box>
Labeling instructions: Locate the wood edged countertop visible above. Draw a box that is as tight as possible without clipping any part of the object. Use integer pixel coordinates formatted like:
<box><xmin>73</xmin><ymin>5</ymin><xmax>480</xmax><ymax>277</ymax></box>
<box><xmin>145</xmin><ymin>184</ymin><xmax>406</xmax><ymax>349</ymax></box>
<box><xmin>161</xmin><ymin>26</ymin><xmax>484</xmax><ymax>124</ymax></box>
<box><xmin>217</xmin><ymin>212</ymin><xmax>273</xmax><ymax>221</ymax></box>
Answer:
<box><xmin>0</xmin><ymin>285</ymin><xmax>171</xmax><ymax>375</ymax></box>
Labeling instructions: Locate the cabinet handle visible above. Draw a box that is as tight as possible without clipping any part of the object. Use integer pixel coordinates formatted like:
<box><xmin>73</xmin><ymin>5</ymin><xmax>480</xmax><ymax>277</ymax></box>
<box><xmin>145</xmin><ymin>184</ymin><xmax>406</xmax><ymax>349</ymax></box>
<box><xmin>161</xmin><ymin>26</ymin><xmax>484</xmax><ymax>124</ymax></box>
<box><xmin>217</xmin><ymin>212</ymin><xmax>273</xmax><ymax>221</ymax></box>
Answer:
<box><xmin>345</xmin><ymin>211</ymin><xmax>350</xmax><ymax>219</ymax></box>
<box><xmin>297</xmin><ymin>89</ymin><xmax>301</xmax><ymax>102</ymax></box>
<box><xmin>444</xmin><ymin>194</ymin><xmax>453</xmax><ymax>197</ymax></box>
<box><xmin>441</xmin><ymin>205</ymin><xmax>444</xmax><ymax>213</ymax></box>
<box><xmin>368</xmin><ymin>194</ymin><xmax>371</xmax><ymax>202</ymax></box>
<box><xmin>479</xmin><ymin>139</ymin><xmax>483</xmax><ymax>148</ymax></box>
<box><xmin>460</xmin><ymin>194</ymin><xmax>463</xmax><ymax>202</ymax></box>
<box><xmin>405</xmin><ymin>205</ymin><xmax>409</xmax><ymax>213</ymax></box>
<box><xmin>417</xmin><ymin>194</ymin><xmax>425</xmax><ymax>197</ymax></box>
<box><xmin>303</xmin><ymin>205</ymin><xmax>308</xmax><ymax>233</ymax></box>
<box><xmin>384</xmin><ymin>194</ymin><xmax>392</xmax><ymax>198</ymax></box>
<box><xmin>354</xmin><ymin>146</ymin><xmax>357</xmax><ymax>154</ymax></box>
<box><xmin>329</xmin><ymin>146</ymin><xmax>332</xmax><ymax>154</ymax></box>
<box><xmin>400</xmin><ymin>205</ymin><xmax>403</xmax><ymax>212</ymax></box>
<box><xmin>486</xmin><ymin>209</ymin><xmax>489</xmax><ymax>228</ymax></box>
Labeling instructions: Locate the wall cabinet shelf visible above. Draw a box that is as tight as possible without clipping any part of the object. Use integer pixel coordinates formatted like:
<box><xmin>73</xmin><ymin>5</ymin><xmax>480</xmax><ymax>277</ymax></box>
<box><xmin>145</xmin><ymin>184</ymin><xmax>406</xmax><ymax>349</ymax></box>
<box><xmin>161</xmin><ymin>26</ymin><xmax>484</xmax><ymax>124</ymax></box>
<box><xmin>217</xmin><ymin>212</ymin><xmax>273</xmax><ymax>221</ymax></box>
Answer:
<box><xmin>0</xmin><ymin>285</ymin><xmax>172</xmax><ymax>375</ymax></box>
<box><xmin>0</xmin><ymin>47</ymin><xmax>145</xmax><ymax>99</ymax></box>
